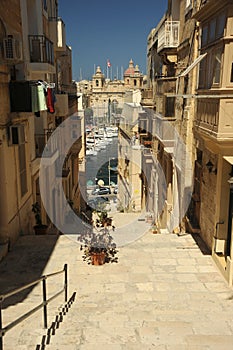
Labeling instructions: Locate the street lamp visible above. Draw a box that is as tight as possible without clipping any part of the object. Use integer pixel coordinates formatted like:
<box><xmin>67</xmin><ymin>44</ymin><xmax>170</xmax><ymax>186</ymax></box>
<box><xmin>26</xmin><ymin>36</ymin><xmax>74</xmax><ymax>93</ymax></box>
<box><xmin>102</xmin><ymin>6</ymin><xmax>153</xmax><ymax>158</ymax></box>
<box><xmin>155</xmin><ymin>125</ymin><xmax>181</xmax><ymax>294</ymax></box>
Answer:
<box><xmin>108</xmin><ymin>157</ymin><xmax>115</xmax><ymax>187</ymax></box>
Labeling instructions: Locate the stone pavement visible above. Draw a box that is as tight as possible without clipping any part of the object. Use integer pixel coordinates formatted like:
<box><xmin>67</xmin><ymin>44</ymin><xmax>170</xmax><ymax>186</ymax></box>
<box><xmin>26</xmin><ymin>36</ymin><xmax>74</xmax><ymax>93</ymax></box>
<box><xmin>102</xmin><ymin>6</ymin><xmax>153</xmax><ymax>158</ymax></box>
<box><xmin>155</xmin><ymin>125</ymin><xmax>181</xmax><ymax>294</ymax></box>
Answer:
<box><xmin>1</xmin><ymin>212</ymin><xmax>233</xmax><ymax>350</ymax></box>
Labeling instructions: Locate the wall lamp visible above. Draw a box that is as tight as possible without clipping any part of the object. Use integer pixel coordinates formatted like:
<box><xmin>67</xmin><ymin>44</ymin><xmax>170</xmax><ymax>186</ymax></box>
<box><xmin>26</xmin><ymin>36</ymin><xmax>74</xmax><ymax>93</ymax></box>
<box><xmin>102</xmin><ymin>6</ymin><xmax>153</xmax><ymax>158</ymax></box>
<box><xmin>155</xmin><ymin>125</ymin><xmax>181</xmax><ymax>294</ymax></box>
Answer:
<box><xmin>206</xmin><ymin>160</ymin><xmax>217</xmax><ymax>174</ymax></box>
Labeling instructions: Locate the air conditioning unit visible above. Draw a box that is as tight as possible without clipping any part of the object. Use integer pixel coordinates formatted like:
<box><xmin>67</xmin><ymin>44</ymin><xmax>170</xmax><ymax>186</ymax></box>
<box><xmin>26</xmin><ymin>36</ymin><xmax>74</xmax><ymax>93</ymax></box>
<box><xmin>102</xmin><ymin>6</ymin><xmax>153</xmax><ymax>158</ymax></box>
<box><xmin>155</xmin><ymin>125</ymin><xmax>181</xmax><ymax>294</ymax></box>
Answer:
<box><xmin>3</xmin><ymin>35</ymin><xmax>22</xmax><ymax>61</ymax></box>
<box><xmin>8</xmin><ymin>125</ymin><xmax>25</xmax><ymax>145</ymax></box>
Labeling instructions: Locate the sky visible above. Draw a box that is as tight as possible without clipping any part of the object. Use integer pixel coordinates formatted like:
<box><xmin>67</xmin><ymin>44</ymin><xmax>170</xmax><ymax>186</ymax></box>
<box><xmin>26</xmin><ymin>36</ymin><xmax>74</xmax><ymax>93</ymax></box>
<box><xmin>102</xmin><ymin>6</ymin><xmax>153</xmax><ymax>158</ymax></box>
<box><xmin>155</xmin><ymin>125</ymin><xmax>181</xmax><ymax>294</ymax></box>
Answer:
<box><xmin>58</xmin><ymin>0</ymin><xmax>167</xmax><ymax>81</ymax></box>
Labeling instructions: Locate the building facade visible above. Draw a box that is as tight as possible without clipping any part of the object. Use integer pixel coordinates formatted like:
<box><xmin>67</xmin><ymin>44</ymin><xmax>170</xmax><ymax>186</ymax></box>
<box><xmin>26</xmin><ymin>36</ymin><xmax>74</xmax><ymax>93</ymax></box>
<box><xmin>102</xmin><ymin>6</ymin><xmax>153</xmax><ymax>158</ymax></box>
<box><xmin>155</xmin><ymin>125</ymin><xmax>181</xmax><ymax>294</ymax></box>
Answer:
<box><xmin>139</xmin><ymin>0</ymin><xmax>233</xmax><ymax>285</ymax></box>
<box><xmin>0</xmin><ymin>0</ymin><xmax>84</xmax><ymax>260</ymax></box>
<box><xmin>193</xmin><ymin>0</ymin><xmax>233</xmax><ymax>285</ymax></box>
<box><xmin>139</xmin><ymin>0</ymin><xmax>200</xmax><ymax>232</ymax></box>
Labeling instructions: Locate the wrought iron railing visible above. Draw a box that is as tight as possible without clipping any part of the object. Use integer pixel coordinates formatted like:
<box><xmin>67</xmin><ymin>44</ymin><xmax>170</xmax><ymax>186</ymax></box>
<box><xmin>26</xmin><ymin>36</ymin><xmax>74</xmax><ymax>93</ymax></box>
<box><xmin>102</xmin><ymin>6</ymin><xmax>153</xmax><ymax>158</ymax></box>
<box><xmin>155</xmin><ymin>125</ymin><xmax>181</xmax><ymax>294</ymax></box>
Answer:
<box><xmin>28</xmin><ymin>35</ymin><xmax>54</xmax><ymax>65</ymax></box>
<box><xmin>0</xmin><ymin>264</ymin><xmax>68</xmax><ymax>350</ymax></box>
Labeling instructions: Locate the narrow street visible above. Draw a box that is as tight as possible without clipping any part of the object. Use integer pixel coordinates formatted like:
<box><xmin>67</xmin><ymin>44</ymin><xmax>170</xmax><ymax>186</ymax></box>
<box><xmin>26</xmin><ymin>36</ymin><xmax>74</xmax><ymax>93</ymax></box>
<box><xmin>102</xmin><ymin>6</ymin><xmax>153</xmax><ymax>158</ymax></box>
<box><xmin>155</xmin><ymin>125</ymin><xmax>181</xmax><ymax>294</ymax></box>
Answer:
<box><xmin>1</xmin><ymin>214</ymin><xmax>233</xmax><ymax>349</ymax></box>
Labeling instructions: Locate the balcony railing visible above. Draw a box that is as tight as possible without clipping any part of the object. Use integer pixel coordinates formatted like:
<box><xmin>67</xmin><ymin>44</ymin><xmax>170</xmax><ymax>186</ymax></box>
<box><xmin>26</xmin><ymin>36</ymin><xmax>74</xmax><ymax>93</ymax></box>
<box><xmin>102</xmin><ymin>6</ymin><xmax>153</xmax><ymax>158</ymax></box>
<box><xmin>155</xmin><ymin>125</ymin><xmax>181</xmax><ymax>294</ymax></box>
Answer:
<box><xmin>152</xmin><ymin>113</ymin><xmax>175</xmax><ymax>147</ymax></box>
<box><xmin>157</xmin><ymin>21</ymin><xmax>180</xmax><ymax>53</ymax></box>
<box><xmin>29</xmin><ymin>35</ymin><xmax>54</xmax><ymax>65</ymax></box>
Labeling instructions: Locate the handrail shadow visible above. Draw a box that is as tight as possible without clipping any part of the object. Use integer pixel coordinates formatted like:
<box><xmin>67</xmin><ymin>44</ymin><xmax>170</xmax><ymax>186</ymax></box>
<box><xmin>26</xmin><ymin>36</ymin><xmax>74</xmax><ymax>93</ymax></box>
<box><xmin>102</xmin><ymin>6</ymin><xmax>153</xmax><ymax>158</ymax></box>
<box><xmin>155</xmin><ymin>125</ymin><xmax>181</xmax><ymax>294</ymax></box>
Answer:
<box><xmin>0</xmin><ymin>262</ymin><xmax>68</xmax><ymax>350</ymax></box>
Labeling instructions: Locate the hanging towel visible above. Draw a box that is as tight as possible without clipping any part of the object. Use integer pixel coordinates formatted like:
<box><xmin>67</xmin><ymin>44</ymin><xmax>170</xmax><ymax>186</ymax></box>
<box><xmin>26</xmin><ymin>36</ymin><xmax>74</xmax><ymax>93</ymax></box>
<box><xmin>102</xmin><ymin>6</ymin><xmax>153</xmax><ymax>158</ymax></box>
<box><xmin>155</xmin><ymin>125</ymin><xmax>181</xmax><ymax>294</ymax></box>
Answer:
<box><xmin>47</xmin><ymin>88</ymin><xmax>55</xmax><ymax>113</ymax></box>
<box><xmin>37</xmin><ymin>85</ymin><xmax>47</xmax><ymax>111</ymax></box>
<box><xmin>31</xmin><ymin>85</ymin><xmax>39</xmax><ymax>112</ymax></box>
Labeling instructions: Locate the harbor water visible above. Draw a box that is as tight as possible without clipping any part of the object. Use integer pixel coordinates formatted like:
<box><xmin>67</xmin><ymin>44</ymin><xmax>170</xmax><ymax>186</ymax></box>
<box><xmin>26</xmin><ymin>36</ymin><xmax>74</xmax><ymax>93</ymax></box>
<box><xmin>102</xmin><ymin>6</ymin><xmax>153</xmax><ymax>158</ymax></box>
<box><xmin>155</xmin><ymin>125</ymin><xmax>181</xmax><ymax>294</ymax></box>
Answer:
<box><xmin>86</xmin><ymin>137</ymin><xmax>118</xmax><ymax>186</ymax></box>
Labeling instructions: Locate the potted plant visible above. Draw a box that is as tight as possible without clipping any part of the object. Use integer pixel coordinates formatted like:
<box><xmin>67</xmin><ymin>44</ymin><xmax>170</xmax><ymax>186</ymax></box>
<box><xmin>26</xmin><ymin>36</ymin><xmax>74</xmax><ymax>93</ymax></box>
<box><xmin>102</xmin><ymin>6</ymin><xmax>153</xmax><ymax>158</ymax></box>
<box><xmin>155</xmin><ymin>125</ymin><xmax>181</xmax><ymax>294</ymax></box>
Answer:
<box><xmin>79</xmin><ymin>210</ymin><xmax>118</xmax><ymax>265</ymax></box>
<box><xmin>80</xmin><ymin>228</ymin><xmax>118</xmax><ymax>265</ymax></box>
<box><xmin>32</xmin><ymin>202</ymin><xmax>48</xmax><ymax>235</ymax></box>
<box><xmin>151</xmin><ymin>223</ymin><xmax>158</xmax><ymax>234</ymax></box>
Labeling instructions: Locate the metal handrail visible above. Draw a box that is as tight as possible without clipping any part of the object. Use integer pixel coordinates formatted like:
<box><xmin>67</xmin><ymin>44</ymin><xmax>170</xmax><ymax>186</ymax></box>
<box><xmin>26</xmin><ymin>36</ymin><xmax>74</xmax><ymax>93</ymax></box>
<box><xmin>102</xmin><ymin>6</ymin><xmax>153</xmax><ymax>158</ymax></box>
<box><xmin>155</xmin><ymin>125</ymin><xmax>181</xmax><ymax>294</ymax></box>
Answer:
<box><xmin>0</xmin><ymin>264</ymin><xmax>68</xmax><ymax>350</ymax></box>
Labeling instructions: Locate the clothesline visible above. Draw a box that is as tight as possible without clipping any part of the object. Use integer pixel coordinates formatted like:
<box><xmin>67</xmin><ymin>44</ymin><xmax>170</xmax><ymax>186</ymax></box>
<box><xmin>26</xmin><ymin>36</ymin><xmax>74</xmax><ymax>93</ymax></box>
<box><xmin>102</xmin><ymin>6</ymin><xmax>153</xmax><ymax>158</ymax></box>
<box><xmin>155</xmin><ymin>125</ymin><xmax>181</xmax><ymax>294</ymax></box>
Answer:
<box><xmin>31</xmin><ymin>80</ymin><xmax>56</xmax><ymax>115</ymax></box>
<box><xmin>29</xmin><ymin>80</ymin><xmax>55</xmax><ymax>89</ymax></box>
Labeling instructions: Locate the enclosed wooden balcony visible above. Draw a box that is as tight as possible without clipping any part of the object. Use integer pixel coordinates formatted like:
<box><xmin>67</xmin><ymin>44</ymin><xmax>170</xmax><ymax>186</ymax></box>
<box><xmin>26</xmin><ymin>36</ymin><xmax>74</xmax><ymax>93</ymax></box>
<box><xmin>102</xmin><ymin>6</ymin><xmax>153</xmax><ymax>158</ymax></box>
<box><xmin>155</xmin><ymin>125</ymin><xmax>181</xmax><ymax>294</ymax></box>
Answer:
<box><xmin>195</xmin><ymin>98</ymin><xmax>233</xmax><ymax>139</ymax></box>
<box><xmin>157</xmin><ymin>21</ymin><xmax>180</xmax><ymax>53</ymax></box>
<box><xmin>141</xmin><ymin>88</ymin><xmax>154</xmax><ymax>108</ymax></box>
<box><xmin>152</xmin><ymin>113</ymin><xmax>175</xmax><ymax>149</ymax></box>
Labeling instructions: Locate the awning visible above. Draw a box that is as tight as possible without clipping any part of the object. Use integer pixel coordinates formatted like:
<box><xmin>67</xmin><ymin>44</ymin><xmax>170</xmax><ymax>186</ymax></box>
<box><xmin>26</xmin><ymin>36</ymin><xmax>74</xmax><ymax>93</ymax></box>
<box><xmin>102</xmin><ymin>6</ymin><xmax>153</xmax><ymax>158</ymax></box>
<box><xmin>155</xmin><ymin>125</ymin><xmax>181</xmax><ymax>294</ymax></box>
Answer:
<box><xmin>223</xmin><ymin>156</ymin><xmax>233</xmax><ymax>165</ymax></box>
<box><xmin>178</xmin><ymin>52</ymin><xmax>207</xmax><ymax>77</ymax></box>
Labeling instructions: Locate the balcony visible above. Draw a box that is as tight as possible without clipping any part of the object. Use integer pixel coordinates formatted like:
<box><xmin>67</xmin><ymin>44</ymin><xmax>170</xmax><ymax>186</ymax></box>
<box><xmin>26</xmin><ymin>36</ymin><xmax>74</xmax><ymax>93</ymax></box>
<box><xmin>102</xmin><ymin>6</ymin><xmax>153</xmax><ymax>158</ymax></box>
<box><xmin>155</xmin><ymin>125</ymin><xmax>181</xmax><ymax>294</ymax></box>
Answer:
<box><xmin>55</xmin><ymin>94</ymin><xmax>68</xmax><ymax>116</ymax></box>
<box><xmin>152</xmin><ymin>113</ymin><xmax>175</xmax><ymax>149</ymax></box>
<box><xmin>195</xmin><ymin>98</ymin><xmax>233</xmax><ymax>139</ymax></box>
<box><xmin>157</xmin><ymin>21</ymin><xmax>180</xmax><ymax>53</ymax></box>
<box><xmin>155</xmin><ymin>77</ymin><xmax>177</xmax><ymax>118</ymax></box>
<box><xmin>49</xmin><ymin>17</ymin><xmax>66</xmax><ymax>52</ymax></box>
<box><xmin>28</xmin><ymin>35</ymin><xmax>55</xmax><ymax>74</ymax></box>
<box><xmin>156</xmin><ymin>77</ymin><xmax>176</xmax><ymax>95</ymax></box>
<box><xmin>141</xmin><ymin>88</ymin><xmax>154</xmax><ymax>107</ymax></box>
<box><xmin>121</xmin><ymin>103</ymin><xmax>142</xmax><ymax>127</ymax></box>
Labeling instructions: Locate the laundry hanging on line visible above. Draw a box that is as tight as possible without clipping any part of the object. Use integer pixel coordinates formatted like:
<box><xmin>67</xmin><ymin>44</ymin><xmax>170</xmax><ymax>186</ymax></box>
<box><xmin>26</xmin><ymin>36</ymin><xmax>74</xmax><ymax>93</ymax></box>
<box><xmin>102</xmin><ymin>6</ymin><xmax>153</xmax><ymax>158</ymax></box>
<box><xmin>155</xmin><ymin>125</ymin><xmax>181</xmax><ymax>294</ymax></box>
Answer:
<box><xmin>31</xmin><ymin>80</ymin><xmax>56</xmax><ymax>115</ymax></box>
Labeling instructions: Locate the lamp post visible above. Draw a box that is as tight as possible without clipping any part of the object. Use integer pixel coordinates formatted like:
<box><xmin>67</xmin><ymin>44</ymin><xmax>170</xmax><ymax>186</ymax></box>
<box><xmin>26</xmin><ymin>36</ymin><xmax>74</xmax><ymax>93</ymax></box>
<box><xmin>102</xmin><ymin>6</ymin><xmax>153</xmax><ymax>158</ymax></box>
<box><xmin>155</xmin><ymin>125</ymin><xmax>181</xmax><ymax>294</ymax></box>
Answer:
<box><xmin>108</xmin><ymin>157</ymin><xmax>115</xmax><ymax>187</ymax></box>
<box><xmin>226</xmin><ymin>176</ymin><xmax>233</xmax><ymax>257</ymax></box>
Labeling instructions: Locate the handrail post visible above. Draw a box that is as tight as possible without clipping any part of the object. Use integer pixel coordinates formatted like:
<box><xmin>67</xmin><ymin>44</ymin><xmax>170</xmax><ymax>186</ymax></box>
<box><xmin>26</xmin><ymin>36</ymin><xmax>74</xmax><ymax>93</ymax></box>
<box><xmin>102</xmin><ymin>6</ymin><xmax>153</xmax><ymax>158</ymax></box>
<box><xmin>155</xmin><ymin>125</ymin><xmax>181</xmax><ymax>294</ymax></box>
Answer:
<box><xmin>64</xmin><ymin>264</ymin><xmax>68</xmax><ymax>302</ymax></box>
<box><xmin>42</xmin><ymin>278</ymin><xmax>48</xmax><ymax>329</ymax></box>
<box><xmin>0</xmin><ymin>301</ymin><xmax>3</xmax><ymax>350</ymax></box>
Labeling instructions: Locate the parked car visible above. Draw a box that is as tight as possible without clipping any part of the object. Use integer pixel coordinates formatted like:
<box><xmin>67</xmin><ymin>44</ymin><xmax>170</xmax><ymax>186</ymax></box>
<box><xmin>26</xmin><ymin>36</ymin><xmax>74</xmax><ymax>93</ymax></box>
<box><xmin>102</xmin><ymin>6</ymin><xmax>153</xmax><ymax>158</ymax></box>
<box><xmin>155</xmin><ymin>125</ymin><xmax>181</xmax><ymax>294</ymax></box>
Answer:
<box><xmin>92</xmin><ymin>187</ymin><xmax>111</xmax><ymax>195</ymax></box>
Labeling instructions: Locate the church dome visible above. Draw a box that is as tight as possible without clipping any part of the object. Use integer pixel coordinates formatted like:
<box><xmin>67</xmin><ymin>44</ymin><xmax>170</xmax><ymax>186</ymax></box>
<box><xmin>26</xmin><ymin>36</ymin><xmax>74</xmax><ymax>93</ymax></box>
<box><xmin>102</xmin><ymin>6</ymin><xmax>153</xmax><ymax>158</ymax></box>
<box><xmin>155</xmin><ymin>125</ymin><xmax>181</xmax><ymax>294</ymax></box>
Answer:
<box><xmin>124</xmin><ymin>59</ymin><xmax>135</xmax><ymax>76</ymax></box>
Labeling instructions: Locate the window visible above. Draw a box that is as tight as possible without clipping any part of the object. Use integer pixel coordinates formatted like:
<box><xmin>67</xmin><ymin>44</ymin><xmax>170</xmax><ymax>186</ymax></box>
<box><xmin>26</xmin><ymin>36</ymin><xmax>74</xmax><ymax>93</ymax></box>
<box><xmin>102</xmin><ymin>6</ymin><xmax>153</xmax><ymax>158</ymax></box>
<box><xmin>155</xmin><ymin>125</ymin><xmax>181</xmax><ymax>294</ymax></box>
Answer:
<box><xmin>201</xmin><ymin>13</ymin><xmax>226</xmax><ymax>48</ymax></box>
<box><xmin>198</xmin><ymin>48</ymin><xmax>223</xmax><ymax>88</ymax></box>
<box><xmin>201</xmin><ymin>25</ymin><xmax>208</xmax><ymax>47</ymax></box>
<box><xmin>165</xmin><ymin>97</ymin><xmax>175</xmax><ymax>117</ymax></box>
<box><xmin>96</xmin><ymin>80</ymin><xmax>99</xmax><ymax>87</ymax></box>
<box><xmin>216</xmin><ymin>12</ymin><xmax>226</xmax><ymax>38</ymax></box>
<box><xmin>198</xmin><ymin>57</ymin><xmax>206</xmax><ymax>89</ymax></box>
<box><xmin>209</xmin><ymin>18</ymin><xmax>216</xmax><ymax>42</ymax></box>
<box><xmin>212</xmin><ymin>48</ymin><xmax>222</xmax><ymax>84</ymax></box>
<box><xmin>134</xmin><ymin>79</ymin><xmax>137</xmax><ymax>86</ymax></box>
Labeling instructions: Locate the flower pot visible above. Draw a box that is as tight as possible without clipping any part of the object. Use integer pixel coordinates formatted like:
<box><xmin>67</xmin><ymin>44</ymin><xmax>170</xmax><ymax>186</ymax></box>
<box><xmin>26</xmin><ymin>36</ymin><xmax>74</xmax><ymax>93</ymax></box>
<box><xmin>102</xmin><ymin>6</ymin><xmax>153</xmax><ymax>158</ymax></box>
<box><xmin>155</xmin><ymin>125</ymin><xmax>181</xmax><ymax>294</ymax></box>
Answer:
<box><xmin>91</xmin><ymin>252</ymin><xmax>106</xmax><ymax>265</ymax></box>
<box><xmin>151</xmin><ymin>226</ymin><xmax>158</xmax><ymax>234</ymax></box>
<box><xmin>34</xmin><ymin>225</ymin><xmax>48</xmax><ymax>235</ymax></box>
